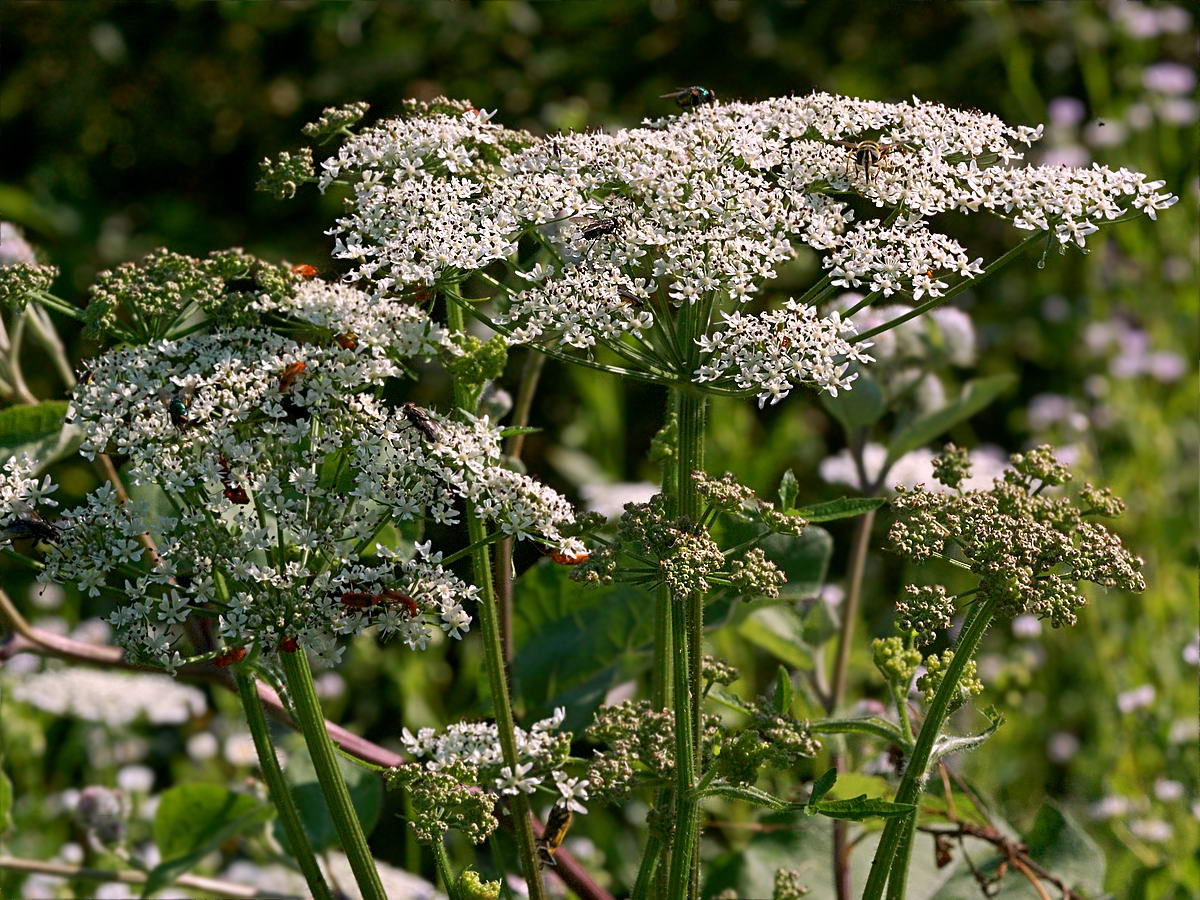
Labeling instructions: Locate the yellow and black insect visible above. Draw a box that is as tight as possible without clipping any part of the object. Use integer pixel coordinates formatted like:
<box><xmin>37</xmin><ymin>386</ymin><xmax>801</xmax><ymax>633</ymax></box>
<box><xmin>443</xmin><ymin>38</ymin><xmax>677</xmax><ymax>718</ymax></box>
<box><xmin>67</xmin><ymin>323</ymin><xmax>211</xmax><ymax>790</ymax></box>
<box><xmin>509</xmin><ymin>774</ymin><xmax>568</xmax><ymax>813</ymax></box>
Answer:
<box><xmin>836</xmin><ymin>139</ymin><xmax>908</xmax><ymax>182</ymax></box>
<box><xmin>535</xmin><ymin>804</ymin><xmax>574</xmax><ymax>869</ymax></box>
<box><xmin>401</xmin><ymin>402</ymin><xmax>441</xmax><ymax>442</ymax></box>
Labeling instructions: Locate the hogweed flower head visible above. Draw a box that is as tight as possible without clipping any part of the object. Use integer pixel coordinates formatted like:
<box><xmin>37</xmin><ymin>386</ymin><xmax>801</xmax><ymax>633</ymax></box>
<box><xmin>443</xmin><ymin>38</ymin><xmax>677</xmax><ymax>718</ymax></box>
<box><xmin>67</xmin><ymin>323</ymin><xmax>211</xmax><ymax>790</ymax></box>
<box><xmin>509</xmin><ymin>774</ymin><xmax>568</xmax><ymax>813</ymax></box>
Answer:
<box><xmin>275</xmin><ymin>92</ymin><xmax>1175</xmax><ymax>406</ymax></box>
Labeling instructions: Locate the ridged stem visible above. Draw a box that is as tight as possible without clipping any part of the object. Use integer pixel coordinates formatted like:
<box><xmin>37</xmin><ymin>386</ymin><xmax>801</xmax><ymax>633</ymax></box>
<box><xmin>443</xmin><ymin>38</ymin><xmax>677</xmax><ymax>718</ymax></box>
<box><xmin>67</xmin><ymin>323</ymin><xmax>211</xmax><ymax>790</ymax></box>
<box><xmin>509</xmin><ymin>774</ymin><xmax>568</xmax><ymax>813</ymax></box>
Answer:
<box><xmin>279</xmin><ymin>649</ymin><xmax>385</xmax><ymax>900</ymax></box>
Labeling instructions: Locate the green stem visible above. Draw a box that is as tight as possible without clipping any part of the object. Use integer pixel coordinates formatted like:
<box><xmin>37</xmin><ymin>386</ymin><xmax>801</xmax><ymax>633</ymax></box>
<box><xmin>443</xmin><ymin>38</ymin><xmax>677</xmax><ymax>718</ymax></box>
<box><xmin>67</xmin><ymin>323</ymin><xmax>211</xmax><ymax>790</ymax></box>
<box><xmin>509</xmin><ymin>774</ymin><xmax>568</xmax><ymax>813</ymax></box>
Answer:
<box><xmin>445</xmin><ymin>300</ymin><xmax>546</xmax><ymax>900</ymax></box>
<box><xmin>279</xmin><ymin>649</ymin><xmax>385</xmax><ymax>900</ymax></box>
<box><xmin>861</xmin><ymin>595</ymin><xmax>1000</xmax><ymax>900</ymax></box>
<box><xmin>233</xmin><ymin>669</ymin><xmax>332</xmax><ymax>900</ymax></box>
<box><xmin>432</xmin><ymin>839</ymin><xmax>460</xmax><ymax>900</ymax></box>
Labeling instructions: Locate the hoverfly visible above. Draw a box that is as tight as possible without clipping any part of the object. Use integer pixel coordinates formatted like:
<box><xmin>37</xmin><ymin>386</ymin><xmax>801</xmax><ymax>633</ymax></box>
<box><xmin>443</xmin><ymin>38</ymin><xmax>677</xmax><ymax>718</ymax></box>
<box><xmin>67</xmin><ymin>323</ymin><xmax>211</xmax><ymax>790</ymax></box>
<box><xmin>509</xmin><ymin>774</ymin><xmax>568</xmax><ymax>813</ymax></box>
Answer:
<box><xmin>536</xmin><ymin>803</ymin><xmax>574</xmax><ymax>869</ymax></box>
<box><xmin>660</xmin><ymin>85</ymin><xmax>717</xmax><ymax>111</ymax></box>
<box><xmin>278</xmin><ymin>361</ymin><xmax>307</xmax><ymax>393</ymax></box>
<box><xmin>401</xmin><ymin>402</ymin><xmax>441</xmax><ymax>442</ymax></box>
<box><xmin>835</xmin><ymin>138</ymin><xmax>909</xmax><ymax>183</ymax></box>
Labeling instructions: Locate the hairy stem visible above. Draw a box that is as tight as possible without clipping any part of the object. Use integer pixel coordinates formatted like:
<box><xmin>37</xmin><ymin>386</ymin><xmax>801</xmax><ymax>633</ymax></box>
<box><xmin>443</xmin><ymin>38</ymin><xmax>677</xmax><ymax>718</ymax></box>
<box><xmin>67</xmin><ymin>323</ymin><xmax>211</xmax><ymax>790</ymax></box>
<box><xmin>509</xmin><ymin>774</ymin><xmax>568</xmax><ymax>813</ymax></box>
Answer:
<box><xmin>861</xmin><ymin>595</ymin><xmax>1000</xmax><ymax>900</ymax></box>
<box><xmin>446</xmin><ymin>300</ymin><xmax>546</xmax><ymax>900</ymax></box>
<box><xmin>280</xmin><ymin>649</ymin><xmax>385</xmax><ymax>900</ymax></box>
<box><xmin>233</xmin><ymin>667</ymin><xmax>332</xmax><ymax>900</ymax></box>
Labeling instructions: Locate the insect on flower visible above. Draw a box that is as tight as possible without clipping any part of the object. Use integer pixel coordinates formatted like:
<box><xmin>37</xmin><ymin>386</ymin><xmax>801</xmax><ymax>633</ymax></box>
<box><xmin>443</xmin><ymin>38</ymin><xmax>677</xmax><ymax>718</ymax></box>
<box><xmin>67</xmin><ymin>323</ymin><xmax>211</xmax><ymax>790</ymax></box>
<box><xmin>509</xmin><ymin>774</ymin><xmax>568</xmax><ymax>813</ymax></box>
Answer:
<box><xmin>339</xmin><ymin>590</ymin><xmax>378</xmax><ymax>610</ymax></box>
<box><xmin>278</xmin><ymin>361</ymin><xmax>307</xmax><ymax>393</ymax></box>
<box><xmin>379</xmin><ymin>589</ymin><xmax>420</xmax><ymax>618</ymax></box>
<box><xmin>279</xmin><ymin>636</ymin><xmax>299</xmax><ymax>653</ymax></box>
<box><xmin>550</xmin><ymin>549</ymin><xmax>590</xmax><ymax>565</ymax></box>
<box><xmin>401</xmin><ymin>402</ymin><xmax>441</xmax><ymax>442</ymax></box>
<box><xmin>660</xmin><ymin>85</ymin><xmax>717</xmax><ymax>110</ymax></box>
<box><xmin>213</xmin><ymin>646</ymin><xmax>247</xmax><ymax>668</ymax></box>
<box><xmin>168</xmin><ymin>396</ymin><xmax>191</xmax><ymax>431</ymax></box>
<box><xmin>290</xmin><ymin>263</ymin><xmax>320</xmax><ymax>278</ymax></box>
<box><xmin>1</xmin><ymin>506</ymin><xmax>60</xmax><ymax>546</ymax></box>
<box><xmin>217</xmin><ymin>455</ymin><xmax>250</xmax><ymax>505</ymax></box>
<box><xmin>836</xmin><ymin>138</ymin><xmax>908</xmax><ymax>182</ymax></box>
<box><xmin>333</xmin><ymin>332</ymin><xmax>359</xmax><ymax>350</ymax></box>
<box><xmin>536</xmin><ymin>804</ymin><xmax>574</xmax><ymax>869</ymax></box>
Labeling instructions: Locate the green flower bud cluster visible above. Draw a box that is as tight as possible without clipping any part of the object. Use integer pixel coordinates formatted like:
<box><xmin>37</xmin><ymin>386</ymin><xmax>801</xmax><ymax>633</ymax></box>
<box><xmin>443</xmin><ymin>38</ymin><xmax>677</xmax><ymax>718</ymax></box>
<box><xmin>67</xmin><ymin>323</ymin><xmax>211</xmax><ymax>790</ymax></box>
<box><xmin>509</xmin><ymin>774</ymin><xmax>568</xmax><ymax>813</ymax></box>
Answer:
<box><xmin>895</xmin><ymin>584</ymin><xmax>954</xmax><ymax>646</ymax></box>
<box><xmin>0</xmin><ymin>262</ymin><xmax>57</xmax><ymax>311</ymax></box>
<box><xmin>747</xmin><ymin>703</ymin><xmax>821</xmax><ymax>767</ymax></box>
<box><xmin>386</xmin><ymin>760</ymin><xmax>499</xmax><ymax>845</ymax></box>
<box><xmin>445</xmin><ymin>333</ymin><xmax>508</xmax><ymax>388</ymax></box>
<box><xmin>918</xmin><ymin>650</ymin><xmax>983</xmax><ymax>710</ymax></box>
<box><xmin>302</xmin><ymin>102</ymin><xmax>371</xmax><ymax>141</ymax></box>
<box><xmin>691</xmin><ymin>470</ymin><xmax>807</xmax><ymax>535</ymax></box>
<box><xmin>729</xmin><ymin>546</ymin><xmax>787</xmax><ymax>600</ymax></box>
<box><xmin>457</xmin><ymin>869</ymin><xmax>502</xmax><ymax>900</ymax></box>
<box><xmin>773</xmin><ymin>868</ymin><xmax>811</xmax><ymax>900</ymax></box>
<box><xmin>889</xmin><ymin>445</ymin><xmax>1144</xmax><ymax>629</ymax></box>
<box><xmin>256</xmin><ymin>146</ymin><xmax>315</xmax><ymax>200</ymax></box>
<box><xmin>932</xmin><ymin>443</ymin><xmax>971</xmax><ymax>490</ymax></box>
<box><xmin>873</xmin><ymin>636</ymin><xmax>922</xmax><ymax>687</ymax></box>
<box><xmin>700</xmin><ymin>655</ymin><xmax>740</xmax><ymax>686</ymax></box>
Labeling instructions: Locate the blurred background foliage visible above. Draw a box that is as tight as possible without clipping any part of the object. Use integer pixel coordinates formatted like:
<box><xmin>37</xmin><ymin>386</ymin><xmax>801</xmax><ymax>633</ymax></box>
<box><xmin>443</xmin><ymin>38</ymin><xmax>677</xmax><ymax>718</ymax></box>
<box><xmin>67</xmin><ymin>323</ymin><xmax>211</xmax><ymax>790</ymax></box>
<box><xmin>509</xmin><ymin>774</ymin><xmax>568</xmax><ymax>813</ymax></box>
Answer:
<box><xmin>1</xmin><ymin>1</ymin><xmax>1196</xmax><ymax>898</ymax></box>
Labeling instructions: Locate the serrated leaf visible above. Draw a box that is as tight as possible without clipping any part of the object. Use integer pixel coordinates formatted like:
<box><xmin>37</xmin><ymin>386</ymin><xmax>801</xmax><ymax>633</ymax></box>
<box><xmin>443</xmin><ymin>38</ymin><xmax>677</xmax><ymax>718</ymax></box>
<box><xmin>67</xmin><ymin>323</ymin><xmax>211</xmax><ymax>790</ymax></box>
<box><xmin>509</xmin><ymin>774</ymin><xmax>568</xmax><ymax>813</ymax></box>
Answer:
<box><xmin>777</xmin><ymin>468</ymin><xmax>798</xmax><ymax>511</ymax></box>
<box><xmin>789</xmin><ymin>495</ymin><xmax>887</xmax><ymax>523</ymax></box>
<box><xmin>821</xmin><ymin>370</ymin><xmax>886</xmax><ymax>432</ymax></box>
<box><xmin>505</xmin><ymin>560</ymin><xmax>655</xmax><ymax>730</ymax></box>
<box><xmin>0</xmin><ymin>401</ymin><xmax>80</xmax><ymax>472</ymax></box>
<box><xmin>811</xmin><ymin>795</ymin><xmax>914</xmax><ymax>821</ymax></box>
<box><xmin>885</xmin><ymin>374</ymin><xmax>1015</xmax><ymax>465</ymax></box>
<box><xmin>773</xmin><ymin>665</ymin><xmax>793</xmax><ymax>715</ymax></box>
<box><xmin>698</xmin><ymin>783</ymin><xmax>793</xmax><ymax>810</ymax></box>
<box><xmin>145</xmin><ymin>784</ymin><xmax>272</xmax><ymax>896</ymax></box>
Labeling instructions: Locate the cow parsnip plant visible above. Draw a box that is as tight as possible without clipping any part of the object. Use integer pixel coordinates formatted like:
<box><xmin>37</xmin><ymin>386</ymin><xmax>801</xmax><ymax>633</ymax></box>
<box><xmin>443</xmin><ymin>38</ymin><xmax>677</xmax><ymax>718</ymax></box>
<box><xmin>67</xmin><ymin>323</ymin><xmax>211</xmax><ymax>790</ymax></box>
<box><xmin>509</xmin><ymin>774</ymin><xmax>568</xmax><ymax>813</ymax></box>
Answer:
<box><xmin>0</xmin><ymin>91</ymin><xmax>1174</xmax><ymax>900</ymax></box>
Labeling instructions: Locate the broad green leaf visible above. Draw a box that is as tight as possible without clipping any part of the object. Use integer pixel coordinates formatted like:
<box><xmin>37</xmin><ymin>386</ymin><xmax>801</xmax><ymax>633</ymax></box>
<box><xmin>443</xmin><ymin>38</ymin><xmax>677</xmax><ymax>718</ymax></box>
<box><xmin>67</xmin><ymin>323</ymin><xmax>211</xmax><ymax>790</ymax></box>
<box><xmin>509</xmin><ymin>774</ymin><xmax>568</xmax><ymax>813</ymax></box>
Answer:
<box><xmin>929</xmin><ymin>803</ymin><xmax>1105</xmax><ymax>899</ymax></box>
<box><xmin>789</xmin><ymin>495</ymin><xmax>887</xmax><ymax>523</ymax></box>
<box><xmin>506</xmin><ymin>560</ymin><xmax>655</xmax><ymax>730</ymax></box>
<box><xmin>799</xmin><ymin>599</ymin><xmax>839</xmax><ymax>647</ymax></box>
<box><xmin>276</xmin><ymin>733</ymin><xmax>382</xmax><ymax>854</ymax></box>
<box><xmin>736</xmin><ymin>606</ymin><xmax>814</xmax><ymax>671</ymax></box>
<box><xmin>777</xmin><ymin>468</ymin><xmax>798</xmax><ymax>511</ymax></box>
<box><xmin>811</xmin><ymin>795</ymin><xmax>914</xmax><ymax>821</ymax></box>
<box><xmin>772</xmin><ymin>665</ymin><xmax>793</xmax><ymax>715</ymax></box>
<box><xmin>0</xmin><ymin>401</ymin><xmax>80</xmax><ymax>472</ymax></box>
<box><xmin>821</xmin><ymin>370</ymin><xmax>886</xmax><ymax>432</ymax></box>
<box><xmin>885</xmin><ymin>374</ymin><xmax>1015</xmax><ymax>465</ymax></box>
<box><xmin>144</xmin><ymin>784</ymin><xmax>272</xmax><ymax>896</ymax></box>
<box><xmin>708</xmin><ymin>523</ymin><xmax>833</xmax><ymax>626</ymax></box>
<box><xmin>698</xmin><ymin>783</ymin><xmax>792</xmax><ymax>810</ymax></box>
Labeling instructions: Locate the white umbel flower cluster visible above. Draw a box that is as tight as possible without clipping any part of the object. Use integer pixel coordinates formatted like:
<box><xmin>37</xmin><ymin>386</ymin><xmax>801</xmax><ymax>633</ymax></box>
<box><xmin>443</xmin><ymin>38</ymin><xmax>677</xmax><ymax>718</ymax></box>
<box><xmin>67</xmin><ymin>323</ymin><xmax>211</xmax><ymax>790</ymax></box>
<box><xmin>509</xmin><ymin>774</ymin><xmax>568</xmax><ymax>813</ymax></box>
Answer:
<box><xmin>401</xmin><ymin>707</ymin><xmax>574</xmax><ymax>799</ymax></box>
<box><xmin>12</xmin><ymin>283</ymin><xmax>580</xmax><ymax>669</ymax></box>
<box><xmin>310</xmin><ymin>93</ymin><xmax>1175</xmax><ymax>404</ymax></box>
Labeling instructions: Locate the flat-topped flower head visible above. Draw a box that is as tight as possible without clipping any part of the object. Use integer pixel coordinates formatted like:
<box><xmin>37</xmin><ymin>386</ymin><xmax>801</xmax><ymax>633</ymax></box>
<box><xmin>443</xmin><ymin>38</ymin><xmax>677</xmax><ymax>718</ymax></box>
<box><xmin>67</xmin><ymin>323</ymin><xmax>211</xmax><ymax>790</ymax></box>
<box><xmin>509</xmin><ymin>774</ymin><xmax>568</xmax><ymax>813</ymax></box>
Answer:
<box><xmin>280</xmin><ymin>92</ymin><xmax>1175</xmax><ymax>406</ymax></box>
<box><xmin>26</xmin><ymin>308</ymin><xmax>577</xmax><ymax>669</ymax></box>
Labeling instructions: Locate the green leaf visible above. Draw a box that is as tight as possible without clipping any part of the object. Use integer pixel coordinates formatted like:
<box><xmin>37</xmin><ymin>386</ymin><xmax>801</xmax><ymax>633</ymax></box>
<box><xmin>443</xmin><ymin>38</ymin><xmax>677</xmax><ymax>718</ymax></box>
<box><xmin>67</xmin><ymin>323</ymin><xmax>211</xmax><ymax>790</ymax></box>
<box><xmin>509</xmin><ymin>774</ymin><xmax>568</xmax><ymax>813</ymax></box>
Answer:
<box><xmin>698</xmin><ymin>783</ymin><xmax>792</xmax><ymax>810</ymax></box>
<box><xmin>789</xmin><ymin>495</ymin><xmax>887</xmax><ymax>523</ymax></box>
<box><xmin>799</xmin><ymin>599</ymin><xmax>839</xmax><ymax>647</ymax></box>
<box><xmin>885</xmin><ymin>374</ymin><xmax>1015</xmax><ymax>466</ymax></box>
<box><xmin>811</xmin><ymin>795</ymin><xmax>914</xmax><ymax>821</ymax></box>
<box><xmin>708</xmin><ymin>687</ymin><xmax>753</xmax><ymax>715</ymax></box>
<box><xmin>506</xmin><ymin>560</ymin><xmax>655</xmax><ymax>731</ymax></box>
<box><xmin>821</xmin><ymin>370</ymin><xmax>886</xmax><ymax>432</ymax></box>
<box><xmin>498</xmin><ymin>425</ymin><xmax>541</xmax><ymax>437</ymax></box>
<box><xmin>772</xmin><ymin>665</ymin><xmax>793</xmax><ymax>716</ymax></box>
<box><xmin>0</xmin><ymin>401</ymin><xmax>80</xmax><ymax>472</ymax></box>
<box><xmin>276</xmin><ymin>734</ymin><xmax>382</xmax><ymax>854</ymax></box>
<box><xmin>804</xmin><ymin>768</ymin><xmax>838</xmax><ymax>813</ymax></box>
<box><xmin>777</xmin><ymin>468</ymin><xmax>799</xmax><ymax>511</ymax></box>
<box><xmin>736</xmin><ymin>606</ymin><xmax>814</xmax><ymax>671</ymax></box>
<box><xmin>144</xmin><ymin>784</ymin><xmax>272</xmax><ymax>896</ymax></box>
<box><xmin>709</xmin><ymin>523</ymin><xmax>833</xmax><ymax>626</ymax></box>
